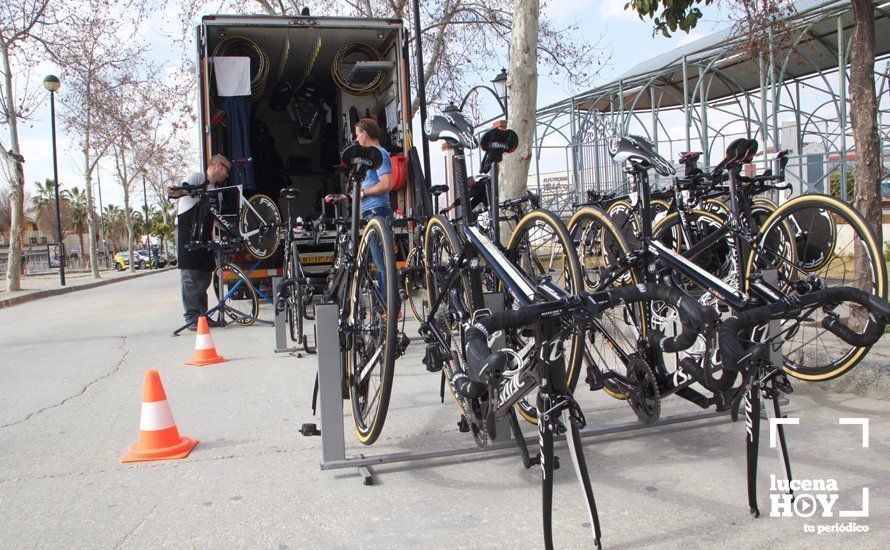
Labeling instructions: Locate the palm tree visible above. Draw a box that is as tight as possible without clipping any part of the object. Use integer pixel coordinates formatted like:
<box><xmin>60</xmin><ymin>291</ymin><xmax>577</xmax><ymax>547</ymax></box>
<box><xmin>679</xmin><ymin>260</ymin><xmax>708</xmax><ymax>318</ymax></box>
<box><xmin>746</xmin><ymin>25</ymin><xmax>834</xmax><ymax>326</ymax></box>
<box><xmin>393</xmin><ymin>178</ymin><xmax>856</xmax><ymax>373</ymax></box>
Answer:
<box><xmin>31</xmin><ymin>179</ymin><xmax>71</xmax><ymax>238</ymax></box>
<box><xmin>102</xmin><ymin>205</ymin><xmax>125</xmax><ymax>253</ymax></box>
<box><xmin>68</xmin><ymin>186</ymin><xmax>89</xmax><ymax>263</ymax></box>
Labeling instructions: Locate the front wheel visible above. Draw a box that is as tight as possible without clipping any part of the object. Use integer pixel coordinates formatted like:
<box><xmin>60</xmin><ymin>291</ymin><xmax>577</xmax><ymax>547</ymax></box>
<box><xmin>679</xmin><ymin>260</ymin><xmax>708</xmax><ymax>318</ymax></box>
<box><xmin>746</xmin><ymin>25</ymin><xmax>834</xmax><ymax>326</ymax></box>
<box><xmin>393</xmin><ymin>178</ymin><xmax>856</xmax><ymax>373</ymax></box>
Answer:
<box><xmin>214</xmin><ymin>262</ymin><xmax>259</xmax><ymax>326</ymax></box>
<box><xmin>403</xmin><ymin>245</ymin><xmax>425</xmax><ymax>323</ymax></box>
<box><xmin>506</xmin><ymin>209</ymin><xmax>584</xmax><ymax>424</ymax></box>
<box><xmin>746</xmin><ymin>193</ymin><xmax>887</xmax><ymax>381</ymax></box>
<box><xmin>346</xmin><ymin>216</ymin><xmax>398</xmax><ymax>445</ymax></box>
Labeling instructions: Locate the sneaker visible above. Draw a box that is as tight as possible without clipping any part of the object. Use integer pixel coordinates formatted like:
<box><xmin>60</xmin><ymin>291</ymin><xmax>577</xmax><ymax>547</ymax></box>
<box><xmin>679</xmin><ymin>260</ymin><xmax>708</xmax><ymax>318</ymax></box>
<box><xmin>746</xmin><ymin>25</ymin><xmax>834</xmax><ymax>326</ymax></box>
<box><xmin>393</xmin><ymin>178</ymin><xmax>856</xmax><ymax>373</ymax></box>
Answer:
<box><xmin>185</xmin><ymin>322</ymin><xmax>198</xmax><ymax>332</ymax></box>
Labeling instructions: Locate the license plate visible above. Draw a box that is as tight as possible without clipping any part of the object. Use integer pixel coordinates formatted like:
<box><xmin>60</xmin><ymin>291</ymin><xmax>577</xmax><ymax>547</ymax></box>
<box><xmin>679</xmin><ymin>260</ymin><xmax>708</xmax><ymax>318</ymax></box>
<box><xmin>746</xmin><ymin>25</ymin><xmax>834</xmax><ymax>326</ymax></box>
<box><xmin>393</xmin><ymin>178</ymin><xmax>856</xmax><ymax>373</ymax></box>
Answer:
<box><xmin>302</xmin><ymin>253</ymin><xmax>333</xmax><ymax>265</ymax></box>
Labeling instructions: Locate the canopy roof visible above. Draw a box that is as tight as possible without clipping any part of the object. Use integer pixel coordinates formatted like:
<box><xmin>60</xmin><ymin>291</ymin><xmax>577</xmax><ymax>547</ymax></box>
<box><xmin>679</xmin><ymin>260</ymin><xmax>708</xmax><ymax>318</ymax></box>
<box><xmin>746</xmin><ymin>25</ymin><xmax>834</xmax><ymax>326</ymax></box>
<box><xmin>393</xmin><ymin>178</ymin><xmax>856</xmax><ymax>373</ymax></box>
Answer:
<box><xmin>538</xmin><ymin>0</ymin><xmax>890</xmax><ymax>116</ymax></box>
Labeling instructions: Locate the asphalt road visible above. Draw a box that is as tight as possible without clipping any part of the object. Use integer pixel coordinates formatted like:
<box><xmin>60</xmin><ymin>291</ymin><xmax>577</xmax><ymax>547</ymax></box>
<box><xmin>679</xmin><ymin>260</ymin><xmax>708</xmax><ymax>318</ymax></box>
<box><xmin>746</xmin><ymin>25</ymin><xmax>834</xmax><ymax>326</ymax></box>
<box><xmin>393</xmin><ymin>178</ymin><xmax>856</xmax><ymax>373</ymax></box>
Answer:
<box><xmin>1</xmin><ymin>270</ymin><xmax>887</xmax><ymax>548</ymax></box>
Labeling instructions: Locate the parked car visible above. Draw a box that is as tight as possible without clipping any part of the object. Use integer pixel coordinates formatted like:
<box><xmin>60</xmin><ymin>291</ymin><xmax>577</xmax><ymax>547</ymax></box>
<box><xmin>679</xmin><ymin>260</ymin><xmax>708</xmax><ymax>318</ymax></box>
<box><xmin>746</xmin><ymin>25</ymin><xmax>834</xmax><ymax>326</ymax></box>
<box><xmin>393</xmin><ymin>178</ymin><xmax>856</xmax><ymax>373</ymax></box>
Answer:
<box><xmin>113</xmin><ymin>250</ymin><xmax>153</xmax><ymax>271</ymax></box>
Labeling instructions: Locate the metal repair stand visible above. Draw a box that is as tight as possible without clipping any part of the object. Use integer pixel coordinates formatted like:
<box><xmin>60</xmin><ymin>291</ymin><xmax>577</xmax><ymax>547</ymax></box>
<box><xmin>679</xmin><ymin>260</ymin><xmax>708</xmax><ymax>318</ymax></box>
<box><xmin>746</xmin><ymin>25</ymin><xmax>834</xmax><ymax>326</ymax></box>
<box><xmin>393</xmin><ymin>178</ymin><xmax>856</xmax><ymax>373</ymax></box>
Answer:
<box><xmin>309</xmin><ymin>301</ymin><xmax>729</xmax><ymax>485</ymax></box>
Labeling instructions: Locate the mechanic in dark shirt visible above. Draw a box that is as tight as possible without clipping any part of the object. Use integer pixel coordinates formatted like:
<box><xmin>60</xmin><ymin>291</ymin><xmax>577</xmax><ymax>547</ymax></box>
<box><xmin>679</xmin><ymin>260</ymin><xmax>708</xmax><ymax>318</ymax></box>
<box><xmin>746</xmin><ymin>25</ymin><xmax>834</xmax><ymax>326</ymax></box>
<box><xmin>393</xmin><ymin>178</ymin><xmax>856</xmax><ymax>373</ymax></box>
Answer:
<box><xmin>166</xmin><ymin>155</ymin><xmax>231</xmax><ymax>331</ymax></box>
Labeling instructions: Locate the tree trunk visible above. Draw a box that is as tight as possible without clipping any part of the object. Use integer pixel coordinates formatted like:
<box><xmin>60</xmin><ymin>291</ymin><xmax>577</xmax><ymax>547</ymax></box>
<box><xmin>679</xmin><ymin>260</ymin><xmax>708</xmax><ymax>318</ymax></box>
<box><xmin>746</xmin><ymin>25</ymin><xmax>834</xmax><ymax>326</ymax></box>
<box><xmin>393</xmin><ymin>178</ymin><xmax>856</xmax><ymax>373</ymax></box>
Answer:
<box><xmin>83</xmin><ymin>118</ymin><xmax>101</xmax><ymax>278</ymax></box>
<box><xmin>2</xmin><ymin>44</ymin><xmax>25</xmax><ymax>292</ymax></box>
<box><xmin>849</xmin><ymin>0</ymin><xmax>883</xmax><ymax>289</ymax></box>
<box><xmin>501</xmin><ymin>0</ymin><xmax>539</xmax><ymax>204</ymax></box>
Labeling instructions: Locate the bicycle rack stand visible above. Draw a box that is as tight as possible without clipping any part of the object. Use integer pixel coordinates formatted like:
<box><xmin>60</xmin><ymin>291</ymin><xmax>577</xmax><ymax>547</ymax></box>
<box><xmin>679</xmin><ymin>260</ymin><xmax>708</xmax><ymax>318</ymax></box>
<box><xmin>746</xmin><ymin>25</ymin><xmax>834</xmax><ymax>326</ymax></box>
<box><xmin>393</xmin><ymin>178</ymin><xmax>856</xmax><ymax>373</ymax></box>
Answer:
<box><xmin>272</xmin><ymin>276</ymin><xmax>300</xmax><ymax>354</ymax></box>
<box><xmin>310</xmin><ymin>299</ymin><xmax>730</xmax><ymax>485</ymax></box>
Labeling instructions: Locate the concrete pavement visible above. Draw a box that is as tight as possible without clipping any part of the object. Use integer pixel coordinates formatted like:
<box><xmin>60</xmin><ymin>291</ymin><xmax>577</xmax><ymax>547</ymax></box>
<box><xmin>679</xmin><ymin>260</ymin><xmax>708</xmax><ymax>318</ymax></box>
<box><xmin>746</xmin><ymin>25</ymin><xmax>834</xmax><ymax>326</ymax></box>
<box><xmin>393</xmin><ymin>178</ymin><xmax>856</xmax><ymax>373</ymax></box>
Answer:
<box><xmin>1</xmin><ymin>270</ymin><xmax>888</xmax><ymax>548</ymax></box>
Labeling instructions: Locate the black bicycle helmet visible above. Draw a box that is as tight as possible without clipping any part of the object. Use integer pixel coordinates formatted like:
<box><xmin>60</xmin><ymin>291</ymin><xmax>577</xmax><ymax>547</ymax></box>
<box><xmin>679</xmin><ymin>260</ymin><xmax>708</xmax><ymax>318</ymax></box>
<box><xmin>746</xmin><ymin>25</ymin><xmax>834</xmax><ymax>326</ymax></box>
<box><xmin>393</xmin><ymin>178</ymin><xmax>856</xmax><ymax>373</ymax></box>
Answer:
<box><xmin>425</xmin><ymin>106</ymin><xmax>478</xmax><ymax>149</ymax></box>
<box><xmin>608</xmin><ymin>135</ymin><xmax>675</xmax><ymax>176</ymax></box>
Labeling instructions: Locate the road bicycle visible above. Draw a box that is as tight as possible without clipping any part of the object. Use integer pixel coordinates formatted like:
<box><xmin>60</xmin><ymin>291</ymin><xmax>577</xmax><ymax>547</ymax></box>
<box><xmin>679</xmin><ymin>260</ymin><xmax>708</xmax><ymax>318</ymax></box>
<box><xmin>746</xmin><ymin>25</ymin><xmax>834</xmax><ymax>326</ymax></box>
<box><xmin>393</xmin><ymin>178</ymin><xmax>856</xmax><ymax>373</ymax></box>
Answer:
<box><xmin>317</xmin><ymin>143</ymin><xmax>401</xmax><ymax>445</ymax></box>
<box><xmin>715</xmin><ymin>286</ymin><xmax>890</xmax><ymax>517</ymax></box>
<box><xmin>174</xmin><ymin>163</ymin><xmax>282</xmax><ymax>260</ymax></box>
<box><xmin>459</xmin><ymin>282</ymin><xmax>715</xmax><ymax>549</ymax></box>
<box><xmin>567</xmin><ymin>135</ymin><xmax>887</xmax><ymax>424</ymax></box>
<box><xmin>420</xmin><ymin>110</ymin><xmax>587</xmax><ymax>438</ymax></box>
<box><xmin>274</xmin><ymin>185</ymin><xmax>318</xmax><ymax>354</ymax></box>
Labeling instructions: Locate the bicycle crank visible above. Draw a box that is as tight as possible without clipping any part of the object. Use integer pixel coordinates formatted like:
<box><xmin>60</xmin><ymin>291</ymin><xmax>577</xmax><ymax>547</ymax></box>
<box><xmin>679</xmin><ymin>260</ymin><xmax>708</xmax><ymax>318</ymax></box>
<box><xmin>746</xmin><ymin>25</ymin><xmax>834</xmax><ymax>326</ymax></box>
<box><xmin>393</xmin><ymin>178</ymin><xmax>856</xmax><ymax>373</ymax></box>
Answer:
<box><xmin>625</xmin><ymin>354</ymin><xmax>661</xmax><ymax>426</ymax></box>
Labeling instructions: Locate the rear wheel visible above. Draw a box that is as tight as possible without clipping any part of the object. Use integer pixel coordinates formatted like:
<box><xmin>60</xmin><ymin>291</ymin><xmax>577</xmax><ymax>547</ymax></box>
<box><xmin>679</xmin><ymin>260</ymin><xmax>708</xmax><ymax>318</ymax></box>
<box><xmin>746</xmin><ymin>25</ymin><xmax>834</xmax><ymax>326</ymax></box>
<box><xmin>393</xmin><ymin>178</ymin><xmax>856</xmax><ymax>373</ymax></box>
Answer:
<box><xmin>240</xmin><ymin>194</ymin><xmax>281</xmax><ymax>259</ymax></box>
<box><xmin>568</xmin><ymin>207</ymin><xmax>644</xmax><ymax>401</ymax></box>
<box><xmin>746</xmin><ymin>193</ymin><xmax>886</xmax><ymax>381</ymax></box>
<box><xmin>286</xmin><ymin>242</ymin><xmax>304</xmax><ymax>343</ymax></box>
<box><xmin>214</xmin><ymin>262</ymin><xmax>259</xmax><ymax>326</ymax></box>
<box><xmin>403</xmin><ymin>245</ymin><xmax>425</xmax><ymax>323</ymax></box>
<box><xmin>346</xmin><ymin>216</ymin><xmax>398</xmax><ymax>445</ymax></box>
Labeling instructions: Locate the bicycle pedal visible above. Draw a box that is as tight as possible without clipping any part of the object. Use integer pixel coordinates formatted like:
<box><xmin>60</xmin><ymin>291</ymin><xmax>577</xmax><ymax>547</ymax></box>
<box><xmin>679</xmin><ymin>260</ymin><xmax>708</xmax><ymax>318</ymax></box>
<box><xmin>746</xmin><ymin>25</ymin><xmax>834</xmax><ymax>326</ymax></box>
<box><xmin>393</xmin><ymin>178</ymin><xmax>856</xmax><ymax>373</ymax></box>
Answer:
<box><xmin>423</xmin><ymin>343</ymin><xmax>446</xmax><ymax>372</ymax></box>
<box><xmin>532</xmin><ymin>453</ymin><xmax>560</xmax><ymax>470</ymax></box>
<box><xmin>299</xmin><ymin>423</ymin><xmax>321</xmax><ymax>437</ymax></box>
<box><xmin>396</xmin><ymin>333</ymin><xmax>410</xmax><ymax>358</ymax></box>
<box><xmin>457</xmin><ymin>417</ymin><xmax>470</xmax><ymax>433</ymax></box>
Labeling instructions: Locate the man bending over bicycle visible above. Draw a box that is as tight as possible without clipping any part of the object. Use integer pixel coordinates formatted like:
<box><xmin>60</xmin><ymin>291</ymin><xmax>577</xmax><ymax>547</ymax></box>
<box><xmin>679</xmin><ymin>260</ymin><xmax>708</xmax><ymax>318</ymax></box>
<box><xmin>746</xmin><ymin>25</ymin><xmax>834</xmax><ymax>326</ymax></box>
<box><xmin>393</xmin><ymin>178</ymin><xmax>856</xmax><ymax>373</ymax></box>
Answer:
<box><xmin>354</xmin><ymin>118</ymin><xmax>395</xmax><ymax>311</ymax></box>
<box><xmin>166</xmin><ymin>154</ymin><xmax>230</xmax><ymax>331</ymax></box>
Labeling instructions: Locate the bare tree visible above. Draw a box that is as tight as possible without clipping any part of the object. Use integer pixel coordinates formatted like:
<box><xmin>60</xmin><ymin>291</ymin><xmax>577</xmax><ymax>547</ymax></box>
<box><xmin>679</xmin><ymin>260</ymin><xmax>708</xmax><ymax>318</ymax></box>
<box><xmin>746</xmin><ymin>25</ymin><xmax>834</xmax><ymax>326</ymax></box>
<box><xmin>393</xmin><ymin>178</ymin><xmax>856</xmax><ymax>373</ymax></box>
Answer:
<box><xmin>105</xmin><ymin>71</ymin><xmax>185</xmax><ymax>272</ymax></box>
<box><xmin>500</xmin><ymin>0</ymin><xmax>538</xmax><ymax>202</ymax></box>
<box><xmin>43</xmin><ymin>0</ymin><xmax>152</xmax><ymax>279</ymax></box>
<box><xmin>176</xmin><ymin>0</ymin><xmax>604</xmax><ymax>113</ymax></box>
<box><xmin>1</xmin><ymin>0</ymin><xmax>54</xmax><ymax>291</ymax></box>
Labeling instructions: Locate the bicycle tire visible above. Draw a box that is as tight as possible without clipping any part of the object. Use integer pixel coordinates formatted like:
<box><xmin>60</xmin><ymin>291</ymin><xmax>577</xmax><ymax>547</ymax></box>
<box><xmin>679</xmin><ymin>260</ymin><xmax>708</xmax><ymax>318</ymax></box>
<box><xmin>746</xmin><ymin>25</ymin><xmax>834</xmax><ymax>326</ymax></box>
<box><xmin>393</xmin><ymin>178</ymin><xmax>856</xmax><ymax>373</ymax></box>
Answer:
<box><xmin>567</xmin><ymin>206</ymin><xmax>644</xmax><ymax>400</ymax></box>
<box><xmin>403</xmin><ymin>245</ymin><xmax>425</xmax><ymax>323</ymax></box>
<box><xmin>240</xmin><ymin>194</ymin><xmax>281</xmax><ymax>259</ymax></box>
<box><xmin>346</xmin><ymin>216</ymin><xmax>398</xmax><ymax>445</ymax></box>
<box><xmin>746</xmin><ymin>193</ymin><xmax>887</xmax><ymax>381</ymax></box>
<box><xmin>423</xmin><ymin>215</ymin><xmax>477</xmax><ymax>420</ymax></box>
<box><xmin>505</xmin><ymin>209</ymin><xmax>584</xmax><ymax>423</ymax></box>
<box><xmin>286</xmin><ymin>241</ymin><xmax>304</xmax><ymax>343</ymax></box>
<box><xmin>215</xmin><ymin>262</ymin><xmax>259</xmax><ymax>326</ymax></box>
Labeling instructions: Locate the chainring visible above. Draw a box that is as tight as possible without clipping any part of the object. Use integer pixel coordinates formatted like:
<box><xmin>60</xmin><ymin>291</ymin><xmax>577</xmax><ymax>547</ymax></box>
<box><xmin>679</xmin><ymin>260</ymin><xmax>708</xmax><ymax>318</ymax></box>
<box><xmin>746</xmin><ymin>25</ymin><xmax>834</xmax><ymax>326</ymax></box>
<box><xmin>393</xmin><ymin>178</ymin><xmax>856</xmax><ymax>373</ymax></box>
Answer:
<box><xmin>626</xmin><ymin>353</ymin><xmax>661</xmax><ymax>426</ymax></box>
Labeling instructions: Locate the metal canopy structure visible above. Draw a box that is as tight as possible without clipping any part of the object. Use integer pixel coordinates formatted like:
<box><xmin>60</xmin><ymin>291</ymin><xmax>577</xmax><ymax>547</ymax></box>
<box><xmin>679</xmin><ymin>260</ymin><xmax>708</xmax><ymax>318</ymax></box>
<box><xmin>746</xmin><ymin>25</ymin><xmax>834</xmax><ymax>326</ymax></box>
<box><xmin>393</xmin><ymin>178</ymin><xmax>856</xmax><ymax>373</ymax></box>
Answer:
<box><xmin>531</xmin><ymin>0</ymin><xmax>890</xmax><ymax>215</ymax></box>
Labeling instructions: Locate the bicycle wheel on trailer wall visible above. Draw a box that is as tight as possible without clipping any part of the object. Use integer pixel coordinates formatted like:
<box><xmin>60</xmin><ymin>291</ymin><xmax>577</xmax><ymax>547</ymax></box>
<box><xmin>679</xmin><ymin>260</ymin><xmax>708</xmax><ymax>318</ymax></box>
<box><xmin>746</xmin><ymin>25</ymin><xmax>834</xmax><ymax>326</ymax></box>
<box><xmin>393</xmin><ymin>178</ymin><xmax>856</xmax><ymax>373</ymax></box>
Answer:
<box><xmin>746</xmin><ymin>193</ymin><xmax>887</xmax><ymax>381</ymax></box>
<box><xmin>346</xmin><ymin>216</ymin><xmax>398</xmax><ymax>445</ymax></box>
<box><xmin>240</xmin><ymin>194</ymin><xmax>281</xmax><ymax>259</ymax></box>
<box><xmin>214</xmin><ymin>262</ymin><xmax>259</xmax><ymax>326</ymax></box>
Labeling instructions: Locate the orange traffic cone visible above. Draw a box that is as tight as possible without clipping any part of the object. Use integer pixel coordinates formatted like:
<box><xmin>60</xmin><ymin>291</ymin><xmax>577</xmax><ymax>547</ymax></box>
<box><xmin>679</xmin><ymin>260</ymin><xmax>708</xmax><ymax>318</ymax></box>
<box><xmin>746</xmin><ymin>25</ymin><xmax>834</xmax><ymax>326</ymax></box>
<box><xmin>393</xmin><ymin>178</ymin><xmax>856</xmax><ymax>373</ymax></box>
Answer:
<box><xmin>185</xmin><ymin>316</ymin><xmax>228</xmax><ymax>366</ymax></box>
<box><xmin>121</xmin><ymin>370</ymin><xmax>198</xmax><ymax>463</ymax></box>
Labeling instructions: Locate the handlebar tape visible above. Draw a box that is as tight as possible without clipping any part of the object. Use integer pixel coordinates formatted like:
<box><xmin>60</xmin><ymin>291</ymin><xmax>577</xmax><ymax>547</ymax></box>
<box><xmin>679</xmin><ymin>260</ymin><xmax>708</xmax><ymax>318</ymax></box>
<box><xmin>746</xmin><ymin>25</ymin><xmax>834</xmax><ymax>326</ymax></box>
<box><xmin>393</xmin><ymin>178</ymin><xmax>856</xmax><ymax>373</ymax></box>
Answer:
<box><xmin>604</xmin><ymin>284</ymin><xmax>718</xmax><ymax>353</ymax></box>
<box><xmin>718</xmin><ymin>287</ymin><xmax>890</xmax><ymax>373</ymax></box>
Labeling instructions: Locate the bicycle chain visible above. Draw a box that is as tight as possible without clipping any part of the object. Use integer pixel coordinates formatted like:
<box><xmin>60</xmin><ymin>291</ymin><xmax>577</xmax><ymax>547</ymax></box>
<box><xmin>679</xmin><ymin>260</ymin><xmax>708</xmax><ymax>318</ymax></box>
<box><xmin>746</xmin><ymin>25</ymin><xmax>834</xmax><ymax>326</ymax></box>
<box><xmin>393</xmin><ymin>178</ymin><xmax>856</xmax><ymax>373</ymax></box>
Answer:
<box><xmin>625</xmin><ymin>353</ymin><xmax>661</xmax><ymax>426</ymax></box>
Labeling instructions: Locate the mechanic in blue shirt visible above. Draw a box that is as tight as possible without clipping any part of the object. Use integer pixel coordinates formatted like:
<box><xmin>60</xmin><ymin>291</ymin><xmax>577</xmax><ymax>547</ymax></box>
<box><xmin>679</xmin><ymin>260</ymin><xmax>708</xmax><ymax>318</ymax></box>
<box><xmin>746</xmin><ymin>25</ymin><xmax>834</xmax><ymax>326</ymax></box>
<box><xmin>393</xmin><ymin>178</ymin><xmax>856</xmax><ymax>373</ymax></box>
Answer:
<box><xmin>354</xmin><ymin>118</ymin><xmax>394</xmax><ymax>305</ymax></box>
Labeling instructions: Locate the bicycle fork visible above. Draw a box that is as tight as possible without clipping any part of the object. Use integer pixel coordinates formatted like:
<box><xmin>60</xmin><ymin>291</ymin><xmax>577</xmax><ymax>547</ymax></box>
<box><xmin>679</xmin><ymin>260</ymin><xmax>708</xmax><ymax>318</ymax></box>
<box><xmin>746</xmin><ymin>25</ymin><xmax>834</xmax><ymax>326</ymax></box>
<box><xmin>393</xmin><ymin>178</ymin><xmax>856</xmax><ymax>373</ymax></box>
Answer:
<box><xmin>744</xmin><ymin>366</ymin><xmax>794</xmax><ymax>518</ymax></box>
<box><xmin>536</xmin><ymin>324</ymin><xmax>602</xmax><ymax>550</ymax></box>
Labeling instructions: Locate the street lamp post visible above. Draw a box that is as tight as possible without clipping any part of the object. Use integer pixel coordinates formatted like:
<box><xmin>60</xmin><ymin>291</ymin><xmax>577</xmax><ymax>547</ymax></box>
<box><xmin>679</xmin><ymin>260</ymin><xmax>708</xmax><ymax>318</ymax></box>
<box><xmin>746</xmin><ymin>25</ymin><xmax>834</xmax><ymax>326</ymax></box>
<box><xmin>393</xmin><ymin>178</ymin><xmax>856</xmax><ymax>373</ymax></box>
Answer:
<box><xmin>44</xmin><ymin>75</ymin><xmax>65</xmax><ymax>286</ymax></box>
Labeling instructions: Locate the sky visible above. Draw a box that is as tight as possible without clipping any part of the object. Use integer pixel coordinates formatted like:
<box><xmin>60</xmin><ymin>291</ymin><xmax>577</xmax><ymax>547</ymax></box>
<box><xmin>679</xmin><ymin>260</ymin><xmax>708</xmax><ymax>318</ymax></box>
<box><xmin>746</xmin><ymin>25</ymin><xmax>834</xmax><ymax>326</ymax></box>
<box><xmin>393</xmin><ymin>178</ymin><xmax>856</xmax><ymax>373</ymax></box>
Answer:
<box><xmin>7</xmin><ymin>0</ymin><xmax>724</xmax><ymax>209</ymax></box>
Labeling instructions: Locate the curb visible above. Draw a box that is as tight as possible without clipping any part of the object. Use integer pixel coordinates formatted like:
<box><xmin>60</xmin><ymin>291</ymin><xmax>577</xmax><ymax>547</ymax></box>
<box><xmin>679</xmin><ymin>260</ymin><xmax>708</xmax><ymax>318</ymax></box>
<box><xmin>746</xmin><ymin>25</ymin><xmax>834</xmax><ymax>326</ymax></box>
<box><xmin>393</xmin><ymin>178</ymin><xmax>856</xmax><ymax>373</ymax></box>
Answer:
<box><xmin>0</xmin><ymin>268</ymin><xmax>174</xmax><ymax>310</ymax></box>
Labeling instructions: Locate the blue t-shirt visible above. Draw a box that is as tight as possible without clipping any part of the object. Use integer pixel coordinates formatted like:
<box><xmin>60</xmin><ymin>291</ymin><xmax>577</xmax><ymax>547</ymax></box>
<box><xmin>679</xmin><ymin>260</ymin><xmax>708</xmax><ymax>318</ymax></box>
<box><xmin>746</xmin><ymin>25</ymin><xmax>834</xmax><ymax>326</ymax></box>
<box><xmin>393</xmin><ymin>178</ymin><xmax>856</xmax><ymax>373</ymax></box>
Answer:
<box><xmin>361</xmin><ymin>146</ymin><xmax>391</xmax><ymax>212</ymax></box>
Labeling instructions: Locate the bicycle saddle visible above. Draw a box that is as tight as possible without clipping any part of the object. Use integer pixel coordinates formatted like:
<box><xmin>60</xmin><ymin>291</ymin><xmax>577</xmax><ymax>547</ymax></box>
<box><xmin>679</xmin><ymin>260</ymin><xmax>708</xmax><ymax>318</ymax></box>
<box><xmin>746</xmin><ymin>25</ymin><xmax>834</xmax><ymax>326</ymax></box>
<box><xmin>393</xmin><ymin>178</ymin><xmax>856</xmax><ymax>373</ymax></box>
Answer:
<box><xmin>324</xmin><ymin>193</ymin><xmax>349</xmax><ymax>203</ymax></box>
<box><xmin>424</xmin><ymin>107</ymin><xmax>478</xmax><ymax>149</ymax></box>
<box><xmin>608</xmin><ymin>135</ymin><xmax>675</xmax><ymax>176</ymax></box>
<box><xmin>430</xmin><ymin>184</ymin><xmax>449</xmax><ymax>196</ymax></box>
<box><xmin>279</xmin><ymin>187</ymin><xmax>301</xmax><ymax>200</ymax></box>
<box><xmin>710</xmin><ymin>138</ymin><xmax>758</xmax><ymax>177</ymax></box>
<box><xmin>340</xmin><ymin>143</ymin><xmax>383</xmax><ymax>170</ymax></box>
